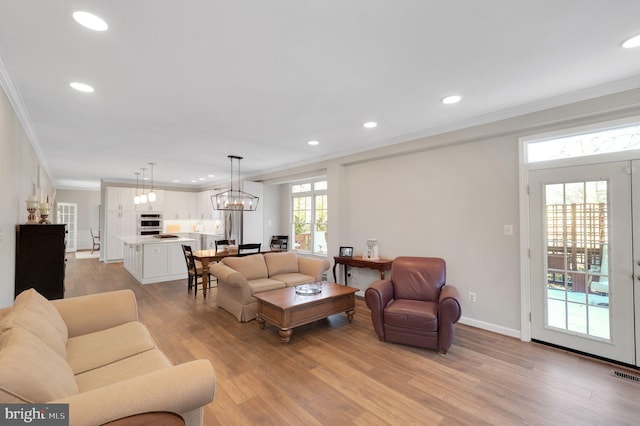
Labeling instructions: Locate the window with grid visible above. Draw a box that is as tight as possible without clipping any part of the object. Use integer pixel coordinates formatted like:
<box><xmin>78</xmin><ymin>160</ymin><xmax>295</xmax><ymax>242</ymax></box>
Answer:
<box><xmin>292</xmin><ymin>180</ymin><xmax>327</xmax><ymax>255</ymax></box>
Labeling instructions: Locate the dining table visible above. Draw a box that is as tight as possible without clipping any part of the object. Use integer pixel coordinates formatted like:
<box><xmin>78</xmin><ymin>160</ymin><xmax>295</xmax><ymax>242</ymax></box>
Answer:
<box><xmin>191</xmin><ymin>248</ymin><xmax>237</xmax><ymax>297</ymax></box>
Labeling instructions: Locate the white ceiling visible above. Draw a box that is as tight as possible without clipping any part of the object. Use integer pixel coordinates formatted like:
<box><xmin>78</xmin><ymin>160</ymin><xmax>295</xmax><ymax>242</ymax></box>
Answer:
<box><xmin>1</xmin><ymin>1</ymin><xmax>640</xmax><ymax>190</ymax></box>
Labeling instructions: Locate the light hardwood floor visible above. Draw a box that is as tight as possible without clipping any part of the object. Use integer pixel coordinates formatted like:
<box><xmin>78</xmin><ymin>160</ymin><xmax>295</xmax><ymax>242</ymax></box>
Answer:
<box><xmin>65</xmin><ymin>256</ymin><xmax>640</xmax><ymax>425</ymax></box>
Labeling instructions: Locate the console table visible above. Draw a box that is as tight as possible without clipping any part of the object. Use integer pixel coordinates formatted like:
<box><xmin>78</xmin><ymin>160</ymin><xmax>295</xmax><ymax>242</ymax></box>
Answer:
<box><xmin>333</xmin><ymin>255</ymin><xmax>393</xmax><ymax>286</ymax></box>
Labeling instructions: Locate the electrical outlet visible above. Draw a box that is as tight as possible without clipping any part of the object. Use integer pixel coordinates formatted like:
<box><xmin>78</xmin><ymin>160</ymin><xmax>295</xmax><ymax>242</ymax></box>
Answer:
<box><xmin>350</xmin><ymin>269</ymin><xmax>358</xmax><ymax>285</ymax></box>
<box><xmin>468</xmin><ymin>292</ymin><xmax>477</xmax><ymax>303</ymax></box>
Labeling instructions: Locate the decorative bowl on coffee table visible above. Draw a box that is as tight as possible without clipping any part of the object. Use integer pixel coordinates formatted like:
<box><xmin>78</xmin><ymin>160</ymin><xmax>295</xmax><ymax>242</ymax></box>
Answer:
<box><xmin>295</xmin><ymin>282</ymin><xmax>322</xmax><ymax>295</ymax></box>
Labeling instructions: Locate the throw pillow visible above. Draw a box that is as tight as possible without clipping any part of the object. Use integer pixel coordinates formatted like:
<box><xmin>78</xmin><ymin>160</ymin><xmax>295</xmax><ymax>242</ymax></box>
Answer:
<box><xmin>0</xmin><ymin>289</ymin><xmax>68</xmax><ymax>357</ymax></box>
<box><xmin>0</xmin><ymin>327</ymin><xmax>78</xmax><ymax>403</ymax></box>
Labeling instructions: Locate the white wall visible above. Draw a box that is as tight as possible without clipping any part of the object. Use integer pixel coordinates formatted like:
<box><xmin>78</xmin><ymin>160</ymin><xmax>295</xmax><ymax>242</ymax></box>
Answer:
<box><xmin>262</xmin><ymin>183</ymin><xmax>289</xmax><ymax>246</ymax></box>
<box><xmin>342</xmin><ymin>134</ymin><xmax>520</xmax><ymax>330</ymax></box>
<box><xmin>241</xmin><ymin>181</ymin><xmax>264</xmax><ymax>246</ymax></box>
<box><xmin>0</xmin><ymin>86</ymin><xmax>53</xmax><ymax>307</ymax></box>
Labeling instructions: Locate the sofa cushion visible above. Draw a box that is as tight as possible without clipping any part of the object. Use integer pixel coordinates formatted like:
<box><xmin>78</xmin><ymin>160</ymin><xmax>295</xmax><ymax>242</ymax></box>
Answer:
<box><xmin>223</xmin><ymin>254</ymin><xmax>268</xmax><ymax>281</ymax></box>
<box><xmin>247</xmin><ymin>278</ymin><xmax>287</xmax><ymax>294</ymax></box>
<box><xmin>66</xmin><ymin>321</ymin><xmax>157</xmax><ymax>375</ymax></box>
<box><xmin>0</xmin><ymin>288</ymin><xmax>68</xmax><ymax>357</ymax></box>
<box><xmin>0</xmin><ymin>327</ymin><xmax>78</xmax><ymax>403</ymax></box>
<box><xmin>264</xmin><ymin>251</ymin><xmax>299</xmax><ymax>277</ymax></box>
<box><xmin>269</xmin><ymin>273</ymin><xmax>315</xmax><ymax>287</ymax></box>
<box><xmin>384</xmin><ymin>299</ymin><xmax>438</xmax><ymax>332</ymax></box>
<box><xmin>75</xmin><ymin>349</ymin><xmax>172</xmax><ymax>392</ymax></box>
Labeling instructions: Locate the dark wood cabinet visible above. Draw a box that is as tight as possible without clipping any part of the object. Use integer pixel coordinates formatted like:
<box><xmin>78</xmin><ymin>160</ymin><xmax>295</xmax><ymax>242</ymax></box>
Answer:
<box><xmin>15</xmin><ymin>224</ymin><xmax>66</xmax><ymax>300</ymax></box>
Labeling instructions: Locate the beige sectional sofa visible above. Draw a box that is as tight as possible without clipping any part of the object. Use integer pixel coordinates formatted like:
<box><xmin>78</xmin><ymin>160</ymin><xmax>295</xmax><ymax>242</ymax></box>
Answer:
<box><xmin>0</xmin><ymin>289</ymin><xmax>215</xmax><ymax>426</ymax></box>
<box><xmin>209</xmin><ymin>251</ymin><xmax>330</xmax><ymax>322</ymax></box>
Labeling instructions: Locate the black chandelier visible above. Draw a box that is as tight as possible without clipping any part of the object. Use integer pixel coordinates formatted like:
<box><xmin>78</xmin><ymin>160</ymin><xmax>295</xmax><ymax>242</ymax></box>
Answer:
<box><xmin>212</xmin><ymin>155</ymin><xmax>259</xmax><ymax>211</ymax></box>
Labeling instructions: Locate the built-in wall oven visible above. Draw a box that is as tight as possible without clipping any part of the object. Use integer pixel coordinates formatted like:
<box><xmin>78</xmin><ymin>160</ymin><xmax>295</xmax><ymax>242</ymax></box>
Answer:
<box><xmin>138</xmin><ymin>213</ymin><xmax>163</xmax><ymax>236</ymax></box>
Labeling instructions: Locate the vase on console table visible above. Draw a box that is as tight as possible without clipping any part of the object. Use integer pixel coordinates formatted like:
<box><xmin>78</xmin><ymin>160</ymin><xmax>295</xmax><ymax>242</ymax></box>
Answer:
<box><xmin>365</xmin><ymin>238</ymin><xmax>379</xmax><ymax>260</ymax></box>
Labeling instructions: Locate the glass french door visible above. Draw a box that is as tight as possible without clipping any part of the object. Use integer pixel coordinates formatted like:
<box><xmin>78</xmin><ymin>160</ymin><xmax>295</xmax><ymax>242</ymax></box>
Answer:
<box><xmin>529</xmin><ymin>161</ymin><xmax>638</xmax><ymax>365</ymax></box>
<box><xmin>57</xmin><ymin>202</ymin><xmax>77</xmax><ymax>253</ymax></box>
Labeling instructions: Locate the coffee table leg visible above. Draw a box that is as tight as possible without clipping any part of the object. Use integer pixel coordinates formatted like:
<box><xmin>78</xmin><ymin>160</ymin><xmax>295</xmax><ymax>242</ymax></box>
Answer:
<box><xmin>257</xmin><ymin>317</ymin><xmax>266</xmax><ymax>329</ymax></box>
<box><xmin>346</xmin><ymin>309</ymin><xmax>355</xmax><ymax>323</ymax></box>
<box><xmin>279</xmin><ymin>328</ymin><xmax>292</xmax><ymax>344</ymax></box>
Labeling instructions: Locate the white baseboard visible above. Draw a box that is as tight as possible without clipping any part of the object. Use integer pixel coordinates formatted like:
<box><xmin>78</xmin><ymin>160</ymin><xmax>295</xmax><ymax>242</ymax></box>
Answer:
<box><xmin>458</xmin><ymin>316</ymin><xmax>521</xmax><ymax>340</ymax></box>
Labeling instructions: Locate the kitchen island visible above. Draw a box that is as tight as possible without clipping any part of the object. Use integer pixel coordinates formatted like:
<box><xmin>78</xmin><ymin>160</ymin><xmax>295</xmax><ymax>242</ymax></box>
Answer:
<box><xmin>119</xmin><ymin>235</ymin><xmax>195</xmax><ymax>284</ymax></box>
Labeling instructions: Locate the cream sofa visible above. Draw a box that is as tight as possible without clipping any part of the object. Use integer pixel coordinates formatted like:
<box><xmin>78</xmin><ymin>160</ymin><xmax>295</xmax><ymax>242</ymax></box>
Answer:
<box><xmin>209</xmin><ymin>251</ymin><xmax>330</xmax><ymax>322</ymax></box>
<box><xmin>0</xmin><ymin>289</ymin><xmax>215</xmax><ymax>426</ymax></box>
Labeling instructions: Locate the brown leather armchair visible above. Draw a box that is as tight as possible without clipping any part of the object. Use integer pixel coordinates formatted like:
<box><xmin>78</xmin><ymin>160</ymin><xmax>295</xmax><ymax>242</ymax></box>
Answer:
<box><xmin>365</xmin><ymin>257</ymin><xmax>462</xmax><ymax>354</ymax></box>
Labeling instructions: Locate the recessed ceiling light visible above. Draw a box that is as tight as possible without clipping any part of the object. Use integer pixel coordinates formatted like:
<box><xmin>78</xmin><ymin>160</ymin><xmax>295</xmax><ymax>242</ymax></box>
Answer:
<box><xmin>173</xmin><ymin>180</ymin><xmax>180</xmax><ymax>183</ymax></box>
<box><xmin>442</xmin><ymin>95</ymin><xmax>462</xmax><ymax>104</ymax></box>
<box><xmin>69</xmin><ymin>82</ymin><xmax>94</xmax><ymax>93</ymax></box>
<box><xmin>198</xmin><ymin>177</ymin><xmax>205</xmax><ymax>181</ymax></box>
<box><xmin>308</xmin><ymin>140</ymin><xmax>319</xmax><ymax>146</ymax></box>
<box><xmin>72</xmin><ymin>11</ymin><xmax>108</xmax><ymax>31</ymax></box>
<box><xmin>622</xmin><ymin>34</ymin><xmax>640</xmax><ymax>48</ymax></box>
<box><xmin>191</xmin><ymin>180</ymin><xmax>197</xmax><ymax>183</ymax></box>
<box><xmin>363</xmin><ymin>122</ymin><xmax>378</xmax><ymax>128</ymax></box>
<box><xmin>208</xmin><ymin>174</ymin><xmax>215</xmax><ymax>178</ymax></box>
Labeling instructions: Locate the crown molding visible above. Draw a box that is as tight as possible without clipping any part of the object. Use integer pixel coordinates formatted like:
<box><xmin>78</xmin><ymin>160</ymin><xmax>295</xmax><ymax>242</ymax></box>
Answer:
<box><xmin>0</xmin><ymin>46</ymin><xmax>51</xmax><ymax>179</ymax></box>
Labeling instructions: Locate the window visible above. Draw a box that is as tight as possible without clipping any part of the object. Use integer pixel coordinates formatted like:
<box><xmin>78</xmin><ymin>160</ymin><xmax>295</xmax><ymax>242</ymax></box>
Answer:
<box><xmin>525</xmin><ymin>120</ymin><xmax>640</xmax><ymax>163</ymax></box>
<box><xmin>292</xmin><ymin>179</ymin><xmax>327</xmax><ymax>255</ymax></box>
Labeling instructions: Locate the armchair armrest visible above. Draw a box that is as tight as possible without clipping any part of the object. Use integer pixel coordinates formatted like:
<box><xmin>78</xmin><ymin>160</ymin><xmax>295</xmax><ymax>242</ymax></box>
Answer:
<box><xmin>437</xmin><ymin>284</ymin><xmax>462</xmax><ymax>354</ymax></box>
<box><xmin>53</xmin><ymin>360</ymin><xmax>215</xmax><ymax>426</ymax></box>
<box><xmin>365</xmin><ymin>279</ymin><xmax>394</xmax><ymax>341</ymax></box>
<box><xmin>50</xmin><ymin>290</ymin><xmax>138</xmax><ymax>338</ymax></box>
<box><xmin>438</xmin><ymin>285</ymin><xmax>462</xmax><ymax>324</ymax></box>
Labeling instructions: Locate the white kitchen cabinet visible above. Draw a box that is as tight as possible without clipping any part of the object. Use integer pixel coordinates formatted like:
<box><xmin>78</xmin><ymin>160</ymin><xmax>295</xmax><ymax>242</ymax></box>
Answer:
<box><xmin>120</xmin><ymin>236</ymin><xmax>192</xmax><ymax>284</ymax></box>
<box><xmin>164</xmin><ymin>191</ymin><xmax>197</xmax><ymax>220</ymax></box>
<box><xmin>135</xmin><ymin>189</ymin><xmax>165</xmax><ymax>212</ymax></box>
<box><xmin>106</xmin><ymin>209</ymin><xmax>136</xmax><ymax>261</ymax></box>
<box><xmin>143</xmin><ymin>244</ymin><xmax>169</xmax><ymax>278</ymax></box>
<box><xmin>142</xmin><ymin>241</ymin><xmax>188</xmax><ymax>280</ymax></box>
<box><xmin>175</xmin><ymin>233</ymin><xmax>201</xmax><ymax>250</ymax></box>
<box><xmin>202</xmin><ymin>234</ymin><xmax>225</xmax><ymax>250</ymax></box>
<box><xmin>197</xmin><ymin>190</ymin><xmax>218</xmax><ymax>221</ymax></box>
<box><xmin>107</xmin><ymin>186</ymin><xmax>135</xmax><ymax>212</ymax></box>
<box><xmin>105</xmin><ymin>187</ymin><xmax>136</xmax><ymax>261</ymax></box>
<box><xmin>203</xmin><ymin>235</ymin><xmax>215</xmax><ymax>250</ymax></box>
<box><xmin>189</xmin><ymin>233</ymin><xmax>202</xmax><ymax>250</ymax></box>
<box><xmin>123</xmin><ymin>242</ymin><xmax>142</xmax><ymax>280</ymax></box>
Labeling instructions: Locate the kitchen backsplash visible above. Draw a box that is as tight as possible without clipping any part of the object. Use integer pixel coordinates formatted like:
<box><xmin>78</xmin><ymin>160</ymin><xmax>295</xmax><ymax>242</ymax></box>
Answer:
<box><xmin>163</xmin><ymin>219</ymin><xmax>223</xmax><ymax>235</ymax></box>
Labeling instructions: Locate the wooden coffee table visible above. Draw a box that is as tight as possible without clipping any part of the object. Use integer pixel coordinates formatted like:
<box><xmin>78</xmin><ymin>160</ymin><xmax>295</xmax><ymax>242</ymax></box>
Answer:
<box><xmin>255</xmin><ymin>282</ymin><xmax>358</xmax><ymax>343</ymax></box>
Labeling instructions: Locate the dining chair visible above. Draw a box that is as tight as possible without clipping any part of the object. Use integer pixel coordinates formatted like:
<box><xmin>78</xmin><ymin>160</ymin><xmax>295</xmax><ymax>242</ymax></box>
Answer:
<box><xmin>214</xmin><ymin>239</ymin><xmax>236</xmax><ymax>251</ymax></box>
<box><xmin>90</xmin><ymin>229</ymin><xmax>100</xmax><ymax>254</ymax></box>
<box><xmin>238</xmin><ymin>243</ymin><xmax>261</xmax><ymax>256</ymax></box>
<box><xmin>181</xmin><ymin>244</ymin><xmax>214</xmax><ymax>296</ymax></box>
<box><xmin>269</xmin><ymin>235</ymin><xmax>288</xmax><ymax>251</ymax></box>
